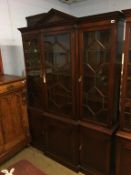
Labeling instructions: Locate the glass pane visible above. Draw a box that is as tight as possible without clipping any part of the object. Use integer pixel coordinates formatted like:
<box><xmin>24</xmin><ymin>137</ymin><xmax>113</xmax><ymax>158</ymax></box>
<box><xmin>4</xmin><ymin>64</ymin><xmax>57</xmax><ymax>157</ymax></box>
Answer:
<box><xmin>127</xmin><ymin>65</ymin><xmax>131</xmax><ymax>77</ymax></box>
<box><xmin>27</xmin><ymin>76</ymin><xmax>44</xmax><ymax>109</ymax></box>
<box><xmin>44</xmin><ymin>33</ymin><xmax>73</xmax><ymax>116</ymax></box>
<box><xmin>127</xmin><ymin>28</ymin><xmax>131</xmax><ymax>98</ymax></box>
<box><xmin>126</xmin><ymin>80</ymin><xmax>131</xmax><ymax>98</ymax></box>
<box><xmin>125</xmin><ymin>114</ymin><xmax>131</xmax><ymax>129</ymax></box>
<box><xmin>128</xmin><ymin>50</ymin><xmax>131</xmax><ymax>63</ymax></box>
<box><xmin>124</xmin><ymin>97</ymin><xmax>131</xmax><ymax>130</ymax></box>
<box><xmin>129</xmin><ymin>28</ymin><xmax>131</xmax><ymax>52</ymax></box>
<box><xmin>23</xmin><ymin>38</ymin><xmax>41</xmax><ymax>76</ymax></box>
<box><xmin>23</xmin><ymin>36</ymin><xmax>44</xmax><ymax>109</ymax></box>
<box><xmin>82</xmin><ymin>29</ymin><xmax>111</xmax><ymax>124</ymax></box>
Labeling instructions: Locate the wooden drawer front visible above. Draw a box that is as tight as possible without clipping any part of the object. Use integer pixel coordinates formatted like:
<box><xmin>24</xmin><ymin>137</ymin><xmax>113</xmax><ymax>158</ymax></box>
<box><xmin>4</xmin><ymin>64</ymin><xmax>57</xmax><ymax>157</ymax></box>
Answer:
<box><xmin>116</xmin><ymin>137</ymin><xmax>131</xmax><ymax>175</ymax></box>
<box><xmin>0</xmin><ymin>80</ymin><xmax>26</xmax><ymax>94</ymax></box>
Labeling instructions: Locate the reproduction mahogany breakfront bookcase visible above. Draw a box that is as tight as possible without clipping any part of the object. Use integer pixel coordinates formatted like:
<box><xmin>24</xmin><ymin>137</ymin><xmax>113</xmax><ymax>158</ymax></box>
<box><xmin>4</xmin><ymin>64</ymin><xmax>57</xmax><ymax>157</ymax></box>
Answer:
<box><xmin>19</xmin><ymin>9</ymin><xmax>124</xmax><ymax>175</ymax></box>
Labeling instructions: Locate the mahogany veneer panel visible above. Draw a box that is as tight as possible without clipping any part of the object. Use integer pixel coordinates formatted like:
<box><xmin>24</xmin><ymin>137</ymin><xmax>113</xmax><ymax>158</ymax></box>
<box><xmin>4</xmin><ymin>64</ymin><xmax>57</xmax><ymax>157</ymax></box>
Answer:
<box><xmin>0</xmin><ymin>74</ymin><xmax>30</xmax><ymax>164</ymax></box>
<box><xmin>80</xmin><ymin>126</ymin><xmax>114</xmax><ymax>175</ymax></box>
<box><xmin>116</xmin><ymin>131</ymin><xmax>131</xmax><ymax>175</ymax></box>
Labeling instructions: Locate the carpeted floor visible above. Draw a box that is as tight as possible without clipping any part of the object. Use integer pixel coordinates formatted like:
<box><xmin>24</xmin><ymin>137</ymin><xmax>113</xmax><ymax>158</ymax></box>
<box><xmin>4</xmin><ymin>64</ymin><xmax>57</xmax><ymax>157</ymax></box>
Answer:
<box><xmin>0</xmin><ymin>159</ymin><xmax>47</xmax><ymax>175</ymax></box>
<box><xmin>0</xmin><ymin>147</ymin><xmax>84</xmax><ymax>175</ymax></box>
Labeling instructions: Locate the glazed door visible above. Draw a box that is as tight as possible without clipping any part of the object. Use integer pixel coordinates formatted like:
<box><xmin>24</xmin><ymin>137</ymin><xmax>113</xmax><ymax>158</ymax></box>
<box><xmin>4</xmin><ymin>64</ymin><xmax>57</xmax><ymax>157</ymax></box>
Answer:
<box><xmin>120</xmin><ymin>23</ymin><xmax>131</xmax><ymax>131</ymax></box>
<box><xmin>43</xmin><ymin>31</ymin><xmax>76</xmax><ymax>119</ymax></box>
<box><xmin>22</xmin><ymin>33</ymin><xmax>44</xmax><ymax>109</ymax></box>
<box><xmin>79</xmin><ymin>26</ymin><xmax>115</xmax><ymax>126</ymax></box>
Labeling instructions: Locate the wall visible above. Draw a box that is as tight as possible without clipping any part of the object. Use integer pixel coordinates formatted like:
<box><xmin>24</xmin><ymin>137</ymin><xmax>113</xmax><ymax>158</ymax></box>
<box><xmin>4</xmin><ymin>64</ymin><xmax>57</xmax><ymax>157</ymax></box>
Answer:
<box><xmin>0</xmin><ymin>0</ymin><xmax>69</xmax><ymax>75</ymax></box>
<box><xmin>70</xmin><ymin>0</ymin><xmax>131</xmax><ymax>17</ymax></box>
<box><xmin>1</xmin><ymin>0</ymin><xmax>131</xmax><ymax>75</ymax></box>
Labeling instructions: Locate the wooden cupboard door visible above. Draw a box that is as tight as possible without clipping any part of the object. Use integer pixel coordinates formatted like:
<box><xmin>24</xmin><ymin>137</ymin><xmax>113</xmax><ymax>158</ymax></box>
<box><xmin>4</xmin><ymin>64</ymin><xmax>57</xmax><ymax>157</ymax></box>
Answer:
<box><xmin>79</xmin><ymin>27</ymin><xmax>115</xmax><ymax>126</ymax></box>
<box><xmin>116</xmin><ymin>137</ymin><xmax>131</xmax><ymax>175</ymax></box>
<box><xmin>43</xmin><ymin>32</ymin><xmax>76</xmax><ymax>119</ymax></box>
<box><xmin>0</xmin><ymin>90</ymin><xmax>28</xmax><ymax>151</ymax></box>
<box><xmin>45</xmin><ymin>117</ymin><xmax>79</xmax><ymax>169</ymax></box>
<box><xmin>22</xmin><ymin>33</ymin><xmax>45</xmax><ymax>110</ymax></box>
<box><xmin>28</xmin><ymin>108</ymin><xmax>45</xmax><ymax>151</ymax></box>
<box><xmin>80</xmin><ymin>126</ymin><xmax>112</xmax><ymax>175</ymax></box>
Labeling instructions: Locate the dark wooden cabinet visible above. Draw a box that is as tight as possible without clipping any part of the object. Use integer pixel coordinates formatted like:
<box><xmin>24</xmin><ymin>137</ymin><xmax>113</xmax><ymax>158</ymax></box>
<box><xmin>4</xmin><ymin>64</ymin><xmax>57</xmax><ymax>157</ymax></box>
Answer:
<box><xmin>0</xmin><ymin>75</ymin><xmax>30</xmax><ymax>163</ymax></box>
<box><xmin>19</xmin><ymin>9</ymin><xmax>124</xmax><ymax>175</ymax></box>
<box><xmin>115</xmin><ymin>9</ymin><xmax>131</xmax><ymax>175</ymax></box>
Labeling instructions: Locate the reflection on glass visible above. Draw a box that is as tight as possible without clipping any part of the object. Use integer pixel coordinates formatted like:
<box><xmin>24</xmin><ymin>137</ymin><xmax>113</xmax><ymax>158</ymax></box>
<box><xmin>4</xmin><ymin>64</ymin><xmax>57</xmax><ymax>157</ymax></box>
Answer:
<box><xmin>23</xmin><ymin>37</ymin><xmax>43</xmax><ymax>109</ymax></box>
<box><xmin>44</xmin><ymin>33</ymin><xmax>73</xmax><ymax>116</ymax></box>
<box><xmin>124</xmin><ymin>113</ymin><xmax>131</xmax><ymax>129</ymax></box>
<box><xmin>83</xmin><ymin>29</ymin><xmax>111</xmax><ymax>124</ymax></box>
<box><xmin>126</xmin><ymin>80</ymin><xmax>131</xmax><ymax>98</ymax></box>
<box><xmin>24</xmin><ymin>38</ymin><xmax>40</xmax><ymax>76</ymax></box>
